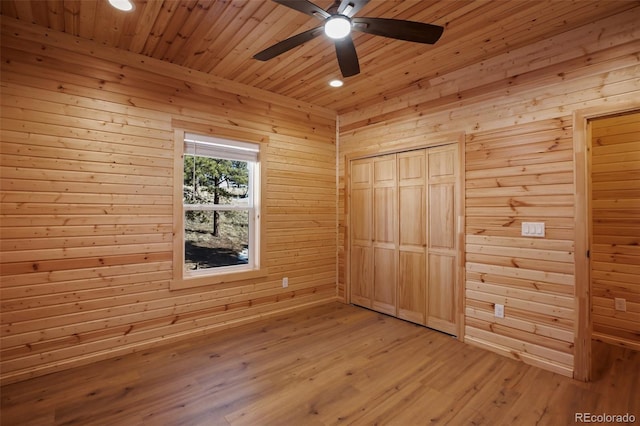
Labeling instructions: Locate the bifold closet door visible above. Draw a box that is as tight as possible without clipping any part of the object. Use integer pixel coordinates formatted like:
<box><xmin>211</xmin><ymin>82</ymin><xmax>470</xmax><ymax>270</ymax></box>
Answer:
<box><xmin>426</xmin><ymin>145</ymin><xmax>458</xmax><ymax>335</ymax></box>
<box><xmin>350</xmin><ymin>158</ymin><xmax>373</xmax><ymax>308</ymax></box>
<box><xmin>397</xmin><ymin>150</ymin><xmax>427</xmax><ymax>324</ymax></box>
<box><xmin>372</xmin><ymin>154</ymin><xmax>398</xmax><ymax>316</ymax></box>
<box><xmin>349</xmin><ymin>145</ymin><xmax>458</xmax><ymax>335</ymax></box>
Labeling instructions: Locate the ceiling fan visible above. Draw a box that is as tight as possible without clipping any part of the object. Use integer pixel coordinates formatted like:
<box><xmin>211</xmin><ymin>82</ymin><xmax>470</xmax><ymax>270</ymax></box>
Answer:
<box><xmin>253</xmin><ymin>0</ymin><xmax>445</xmax><ymax>78</ymax></box>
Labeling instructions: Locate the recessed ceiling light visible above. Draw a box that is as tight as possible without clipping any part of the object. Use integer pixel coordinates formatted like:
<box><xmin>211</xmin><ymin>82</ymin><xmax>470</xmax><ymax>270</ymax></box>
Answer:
<box><xmin>109</xmin><ymin>0</ymin><xmax>134</xmax><ymax>12</ymax></box>
<box><xmin>329</xmin><ymin>79</ymin><xmax>344</xmax><ymax>88</ymax></box>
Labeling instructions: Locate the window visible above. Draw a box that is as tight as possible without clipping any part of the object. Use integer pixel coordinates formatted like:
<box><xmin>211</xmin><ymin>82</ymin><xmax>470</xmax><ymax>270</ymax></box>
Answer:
<box><xmin>172</xmin><ymin>131</ymin><xmax>264</xmax><ymax>289</ymax></box>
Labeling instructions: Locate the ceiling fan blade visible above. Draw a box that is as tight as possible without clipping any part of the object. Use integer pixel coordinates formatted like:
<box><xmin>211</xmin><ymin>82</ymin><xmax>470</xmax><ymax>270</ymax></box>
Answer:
<box><xmin>273</xmin><ymin>0</ymin><xmax>330</xmax><ymax>20</ymax></box>
<box><xmin>352</xmin><ymin>17</ymin><xmax>444</xmax><ymax>44</ymax></box>
<box><xmin>253</xmin><ymin>27</ymin><xmax>324</xmax><ymax>61</ymax></box>
<box><xmin>334</xmin><ymin>36</ymin><xmax>360</xmax><ymax>77</ymax></box>
<box><xmin>338</xmin><ymin>0</ymin><xmax>369</xmax><ymax>18</ymax></box>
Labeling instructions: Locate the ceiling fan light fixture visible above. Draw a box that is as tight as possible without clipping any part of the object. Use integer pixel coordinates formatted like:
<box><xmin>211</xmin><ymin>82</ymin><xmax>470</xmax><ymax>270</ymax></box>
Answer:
<box><xmin>108</xmin><ymin>0</ymin><xmax>134</xmax><ymax>12</ymax></box>
<box><xmin>324</xmin><ymin>15</ymin><xmax>351</xmax><ymax>39</ymax></box>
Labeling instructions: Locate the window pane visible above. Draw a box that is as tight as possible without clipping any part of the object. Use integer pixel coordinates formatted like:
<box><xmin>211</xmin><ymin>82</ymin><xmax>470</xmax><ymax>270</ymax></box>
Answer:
<box><xmin>184</xmin><ymin>210</ymin><xmax>249</xmax><ymax>272</ymax></box>
<box><xmin>183</xmin><ymin>156</ymin><xmax>250</xmax><ymax>206</ymax></box>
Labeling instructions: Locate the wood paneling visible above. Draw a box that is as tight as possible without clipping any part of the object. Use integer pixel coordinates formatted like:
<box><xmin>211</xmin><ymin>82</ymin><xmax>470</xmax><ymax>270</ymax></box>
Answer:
<box><xmin>339</xmin><ymin>9</ymin><xmax>640</xmax><ymax>131</ymax></box>
<box><xmin>1</xmin><ymin>1</ymin><xmax>637</xmax><ymax>113</ymax></box>
<box><xmin>590</xmin><ymin>111</ymin><xmax>640</xmax><ymax>350</ymax></box>
<box><xmin>0</xmin><ymin>20</ymin><xmax>337</xmax><ymax>384</ymax></box>
<box><xmin>464</xmin><ymin>119</ymin><xmax>577</xmax><ymax>377</ymax></box>
<box><xmin>1</xmin><ymin>1</ymin><xmax>639</xmax><ymax>386</ymax></box>
<box><xmin>338</xmin><ymin>8</ymin><xmax>640</xmax><ymax>378</ymax></box>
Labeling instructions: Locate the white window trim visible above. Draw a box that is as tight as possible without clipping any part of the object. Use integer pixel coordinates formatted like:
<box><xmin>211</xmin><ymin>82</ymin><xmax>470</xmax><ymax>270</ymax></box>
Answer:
<box><xmin>171</xmin><ymin>129</ymin><xmax>266</xmax><ymax>290</ymax></box>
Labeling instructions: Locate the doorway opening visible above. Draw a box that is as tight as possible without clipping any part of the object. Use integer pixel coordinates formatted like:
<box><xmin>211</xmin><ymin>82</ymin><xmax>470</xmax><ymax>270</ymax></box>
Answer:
<box><xmin>574</xmin><ymin>107</ymin><xmax>640</xmax><ymax>381</ymax></box>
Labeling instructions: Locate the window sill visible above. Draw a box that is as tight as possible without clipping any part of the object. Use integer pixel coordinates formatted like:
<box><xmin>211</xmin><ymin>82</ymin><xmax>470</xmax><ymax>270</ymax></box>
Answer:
<box><xmin>170</xmin><ymin>268</ymin><xmax>267</xmax><ymax>290</ymax></box>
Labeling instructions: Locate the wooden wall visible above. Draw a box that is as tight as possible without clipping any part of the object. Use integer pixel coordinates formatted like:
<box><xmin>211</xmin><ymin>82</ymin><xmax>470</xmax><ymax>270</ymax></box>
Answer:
<box><xmin>463</xmin><ymin>118</ymin><xmax>576</xmax><ymax>376</ymax></box>
<box><xmin>1</xmin><ymin>6</ymin><xmax>639</xmax><ymax>385</ymax></box>
<box><xmin>0</xmin><ymin>17</ymin><xmax>338</xmax><ymax>384</ymax></box>
<box><xmin>338</xmin><ymin>8</ymin><xmax>640</xmax><ymax>377</ymax></box>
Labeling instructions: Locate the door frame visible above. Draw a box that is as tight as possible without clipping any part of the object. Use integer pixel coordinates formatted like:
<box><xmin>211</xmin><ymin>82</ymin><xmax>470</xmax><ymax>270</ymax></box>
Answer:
<box><xmin>572</xmin><ymin>100</ymin><xmax>640</xmax><ymax>381</ymax></box>
<box><xmin>343</xmin><ymin>131</ymin><xmax>466</xmax><ymax>340</ymax></box>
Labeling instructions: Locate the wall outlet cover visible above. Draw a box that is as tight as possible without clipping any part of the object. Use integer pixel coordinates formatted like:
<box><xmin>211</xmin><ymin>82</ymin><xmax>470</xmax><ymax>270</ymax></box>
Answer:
<box><xmin>614</xmin><ymin>298</ymin><xmax>626</xmax><ymax>312</ymax></box>
<box><xmin>495</xmin><ymin>303</ymin><xmax>505</xmax><ymax>318</ymax></box>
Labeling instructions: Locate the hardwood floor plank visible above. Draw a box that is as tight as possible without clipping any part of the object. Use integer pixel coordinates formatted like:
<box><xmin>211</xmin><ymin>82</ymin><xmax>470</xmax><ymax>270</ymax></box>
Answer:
<box><xmin>1</xmin><ymin>303</ymin><xmax>638</xmax><ymax>425</ymax></box>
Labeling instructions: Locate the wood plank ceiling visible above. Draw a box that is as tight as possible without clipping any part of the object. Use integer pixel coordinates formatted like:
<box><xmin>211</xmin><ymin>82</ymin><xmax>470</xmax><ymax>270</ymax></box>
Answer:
<box><xmin>1</xmin><ymin>0</ymin><xmax>636</xmax><ymax>114</ymax></box>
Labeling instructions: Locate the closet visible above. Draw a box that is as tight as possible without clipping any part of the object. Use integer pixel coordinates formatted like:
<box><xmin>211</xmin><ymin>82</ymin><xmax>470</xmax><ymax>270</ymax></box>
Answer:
<box><xmin>349</xmin><ymin>144</ymin><xmax>459</xmax><ymax>335</ymax></box>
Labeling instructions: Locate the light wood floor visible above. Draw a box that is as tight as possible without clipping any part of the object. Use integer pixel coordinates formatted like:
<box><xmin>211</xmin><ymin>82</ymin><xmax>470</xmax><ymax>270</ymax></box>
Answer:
<box><xmin>1</xmin><ymin>302</ymin><xmax>638</xmax><ymax>425</ymax></box>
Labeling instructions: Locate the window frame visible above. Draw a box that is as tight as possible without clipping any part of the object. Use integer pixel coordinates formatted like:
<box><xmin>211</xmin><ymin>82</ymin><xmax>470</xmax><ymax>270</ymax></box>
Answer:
<box><xmin>171</xmin><ymin>128</ymin><xmax>266</xmax><ymax>290</ymax></box>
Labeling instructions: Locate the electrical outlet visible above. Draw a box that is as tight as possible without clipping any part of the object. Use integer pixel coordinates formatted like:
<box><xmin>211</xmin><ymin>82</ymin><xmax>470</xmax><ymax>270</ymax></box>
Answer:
<box><xmin>494</xmin><ymin>303</ymin><xmax>505</xmax><ymax>319</ymax></box>
<box><xmin>614</xmin><ymin>298</ymin><xmax>626</xmax><ymax>312</ymax></box>
<box><xmin>282</xmin><ymin>277</ymin><xmax>288</xmax><ymax>288</ymax></box>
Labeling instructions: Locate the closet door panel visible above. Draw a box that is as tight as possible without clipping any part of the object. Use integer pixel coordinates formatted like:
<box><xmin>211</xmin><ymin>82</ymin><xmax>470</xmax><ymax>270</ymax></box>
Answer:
<box><xmin>397</xmin><ymin>150</ymin><xmax>427</xmax><ymax>324</ymax></box>
<box><xmin>371</xmin><ymin>155</ymin><xmax>397</xmax><ymax>316</ymax></box>
<box><xmin>351</xmin><ymin>246</ymin><xmax>373</xmax><ymax>308</ymax></box>
<box><xmin>373</xmin><ymin>247</ymin><xmax>397</xmax><ymax>315</ymax></box>
<box><xmin>350</xmin><ymin>159</ymin><xmax>373</xmax><ymax>307</ymax></box>
<box><xmin>429</xmin><ymin>183</ymin><xmax>455</xmax><ymax>249</ymax></box>
<box><xmin>374</xmin><ymin>187</ymin><xmax>396</xmax><ymax>244</ymax></box>
<box><xmin>428</xmin><ymin>147</ymin><xmax>456</xmax><ymax>178</ymax></box>
<box><xmin>351</xmin><ymin>188</ymin><xmax>371</xmax><ymax>242</ymax></box>
<box><xmin>399</xmin><ymin>186</ymin><xmax>425</xmax><ymax>246</ymax></box>
<box><xmin>426</xmin><ymin>145</ymin><xmax>458</xmax><ymax>335</ymax></box>
<box><xmin>398</xmin><ymin>251</ymin><xmax>425</xmax><ymax>324</ymax></box>
<box><xmin>427</xmin><ymin>253</ymin><xmax>457</xmax><ymax>335</ymax></box>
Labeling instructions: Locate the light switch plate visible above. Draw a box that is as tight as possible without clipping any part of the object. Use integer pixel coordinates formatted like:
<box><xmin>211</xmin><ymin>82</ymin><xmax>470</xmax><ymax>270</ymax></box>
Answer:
<box><xmin>614</xmin><ymin>298</ymin><xmax>627</xmax><ymax>312</ymax></box>
<box><xmin>495</xmin><ymin>303</ymin><xmax>505</xmax><ymax>318</ymax></box>
<box><xmin>521</xmin><ymin>222</ymin><xmax>545</xmax><ymax>237</ymax></box>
